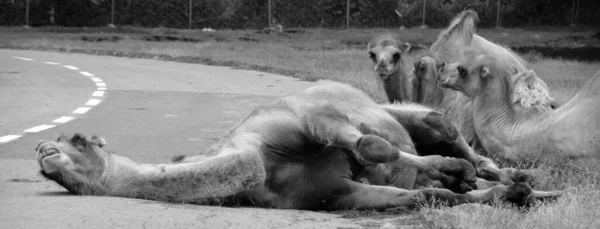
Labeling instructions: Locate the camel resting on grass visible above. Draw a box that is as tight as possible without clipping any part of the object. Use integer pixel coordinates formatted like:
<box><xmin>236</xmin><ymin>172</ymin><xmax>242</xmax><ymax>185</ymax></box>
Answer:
<box><xmin>438</xmin><ymin>49</ymin><xmax>600</xmax><ymax>168</ymax></box>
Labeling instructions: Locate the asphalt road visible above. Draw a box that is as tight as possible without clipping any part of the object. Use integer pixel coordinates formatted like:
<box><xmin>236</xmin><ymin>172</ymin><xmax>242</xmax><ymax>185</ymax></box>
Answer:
<box><xmin>0</xmin><ymin>49</ymin><xmax>422</xmax><ymax>229</ymax></box>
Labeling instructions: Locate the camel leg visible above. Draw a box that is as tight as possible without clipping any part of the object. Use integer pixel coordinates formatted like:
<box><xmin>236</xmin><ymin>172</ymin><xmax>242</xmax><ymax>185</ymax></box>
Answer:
<box><xmin>136</xmin><ymin>133</ymin><xmax>267</xmax><ymax>203</ymax></box>
<box><xmin>304</xmin><ymin>104</ymin><xmax>465</xmax><ymax>170</ymax></box>
<box><xmin>303</xmin><ymin>104</ymin><xmax>402</xmax><ymax>164</ymax></box>
<box><xmin>380</xmin><ymin>104</ymin><xmax>533</xmax><ymax>186</ymax></box>
<box><xmin>333</xmin><ymin>181</ymin><xmax>565</xmax><ymax>210</ymax></box>
<box><xmin>381</xmin><ymin>105</ymin><xmax>482</xmax><ymax>162</ymax></box>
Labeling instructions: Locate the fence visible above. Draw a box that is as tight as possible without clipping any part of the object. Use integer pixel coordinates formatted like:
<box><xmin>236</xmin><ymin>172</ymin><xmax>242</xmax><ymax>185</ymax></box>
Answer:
<box><xmin>0</xmin><ymin>0</ymin><xmax>596</xmax><ymax>29</ymax></box>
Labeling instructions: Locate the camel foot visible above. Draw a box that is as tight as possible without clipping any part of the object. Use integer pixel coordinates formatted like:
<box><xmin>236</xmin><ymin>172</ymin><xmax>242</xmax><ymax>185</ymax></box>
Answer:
<box><xmin>356</xmin><ymin>134</ymin><xmax>399</xmax><ymax>163</ymax></box>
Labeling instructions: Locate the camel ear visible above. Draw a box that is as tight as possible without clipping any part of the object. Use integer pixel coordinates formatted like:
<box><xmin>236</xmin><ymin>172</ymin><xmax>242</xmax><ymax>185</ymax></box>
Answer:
<box><xmin>512</xmin><ymin>70</ymin><xmax>553</xmax><ymax>111</ymax></box>
<box><xmin>366</xmin><ymin>42</ymin><xmax>373</xmax><ymax>51</ymax></box>
<box><xmin>436</xmin><ymin>61</ymin><xmax>446</xmax><ymax>71</ymax></box>
<box><xmin>414</xmin><ymin>59</ymin><xmax>424</xmax><ymax>71</ymax></box>
<box><xmin>400</xmin><ymin>42</ymin><xmax>411</xmax><ymax>53</ymax></box>
<box><xmin>480</xmin><ymin>66</ymin><xmax>490</xmax><ymax>77</ymax></box>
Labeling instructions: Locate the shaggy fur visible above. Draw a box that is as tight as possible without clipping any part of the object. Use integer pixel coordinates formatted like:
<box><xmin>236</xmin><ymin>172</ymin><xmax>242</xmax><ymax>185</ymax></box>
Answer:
<box><xmin>512</xmin><ymin>70</ymin><xmax>554</xmax><ymax>111</ymax></box>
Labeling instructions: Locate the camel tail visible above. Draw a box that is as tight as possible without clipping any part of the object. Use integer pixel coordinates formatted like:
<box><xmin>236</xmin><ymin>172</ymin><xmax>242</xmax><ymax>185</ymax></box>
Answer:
<box><xmin>430</xmin><ymin>10</ymin><xmax>479</xmax><ymax>58</ymax></box>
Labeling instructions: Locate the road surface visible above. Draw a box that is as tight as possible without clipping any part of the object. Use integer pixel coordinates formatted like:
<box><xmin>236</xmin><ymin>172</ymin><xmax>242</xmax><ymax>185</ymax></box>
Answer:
<box><xmin>0</xmin><ymin>49</ymin><xmax>424</xmax><ymax>229</ymax></box>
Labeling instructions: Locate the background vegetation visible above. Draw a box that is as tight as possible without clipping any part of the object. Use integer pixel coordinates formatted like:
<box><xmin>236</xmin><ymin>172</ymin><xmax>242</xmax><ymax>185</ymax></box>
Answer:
<box><xmin>1</xmin><ymin>0</ymin><xmax>598</xmax><ymax>29</ymax></box>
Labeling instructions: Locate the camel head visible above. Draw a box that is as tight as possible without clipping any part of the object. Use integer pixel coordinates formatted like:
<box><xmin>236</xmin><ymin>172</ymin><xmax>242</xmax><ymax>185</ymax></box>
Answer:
<box><xmin>413</xmin><ymin>56</ymin><xmax>447</xmax><ymax>104</ymax></box>
<box><xmin>437</xmin><ymin>61</ymin><xmax>474</xmax><ymax>96</ymax></box>
<box><xmin>437</xmin><ymin>52</ymin><xmax>508</xmax><ymax>97</ymax></box>
<box><xmin>37</xmin><ymin>133</ymin><xmax>109</xmax><ymax>195</ymax></box>
<box><xmin>439</xmin><ymin>51</ymin><xmax>558</xmax><ymax>112</ymax></box>
<box><xmin>367</xmin><ymin>34</ymin><xmax>411</xmax><ymax>80</ymax></box>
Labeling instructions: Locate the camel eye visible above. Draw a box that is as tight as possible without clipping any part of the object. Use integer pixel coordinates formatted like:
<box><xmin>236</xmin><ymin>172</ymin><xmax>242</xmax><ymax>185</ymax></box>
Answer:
<box><xmin>369</xmin><ymin>52</ymin><xmax>376</xmax><ymax>62</ymax></box>
<box><xmin>392</xmin><ymin>53</ymin><xmax>400</xmax><ymax>62</ymax></box>
<box><xmin>457</xmin><ymin>66</ymin><xmax>468</xmax><ymax>77</ymax></box>
<box><xmin>438</xmin><ymin>62</ymin><xmax>446</xmax><ymax>70</ymax></box>
<box><xmin>413</xmin><ymin>62</ymin><xmax>420</xmax><ymax>72</ymax></box>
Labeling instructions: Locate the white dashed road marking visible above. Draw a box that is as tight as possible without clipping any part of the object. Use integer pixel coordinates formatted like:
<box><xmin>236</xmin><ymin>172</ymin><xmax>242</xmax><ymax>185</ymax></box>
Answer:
<box><xmin>63</xmin><ymin>65</ymin><xmax>79</xmax><ymax>70</ymax></box>
<box><xmin>73</xmin><ymin>107</ymin><xmax>92</xmax><ymax>114</ymax></box>
<box><xmin>13</xmin><ymin>56</ymin><xmax>33</xmax><ymax>61</ymax></box>
<box><xmin>52</xmin><ymin>116</ymin><xmax>75</xmax><ymax>124</ymax></box>
<box><xmin>92</xmin><ymin>91</ymin><xmax>105</xmax><ymax>97</ymax></box>
<box><xmin>80</xmin><ymin>71</ymin><xmax>94</xmax><ymax>77</ymax></box>
<box><xmin>1</xmin><ymin>57</ymin><xmax>109</xmax><ymax>144</ymax></box>
<box><xmin>85</xmin><ymin>99</ymin><xmax>101</xmax><ymax>106</ymax></box>
<box><xmin>90</xmin><ymin>77</ymin><xmax>102</xmax><ymax>82</ymax></box>
<box><xmin>0</xmin><ymin>135</ymin><xmax>22</xmax><ymax>143</ymax></box>
<box><xmin>24</xmin><ymin>125</ymin><xmax>56</xmax><ymax>133</ymax></box>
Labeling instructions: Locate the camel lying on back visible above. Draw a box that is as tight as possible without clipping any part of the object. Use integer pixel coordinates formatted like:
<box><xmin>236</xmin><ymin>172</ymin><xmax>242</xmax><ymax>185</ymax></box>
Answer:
<box><xmin>439</xmin><ymin>50</ymin><xmax>600</xmax><ymax>167</ymax></box>
<box><xmin>36</xmin><ymin>81</ymin><xmax>564</xmax><ymax>210</ymax></box>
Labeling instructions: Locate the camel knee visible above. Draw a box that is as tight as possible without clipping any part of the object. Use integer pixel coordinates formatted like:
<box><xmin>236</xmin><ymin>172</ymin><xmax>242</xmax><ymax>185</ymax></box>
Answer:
<box><xmin>356</xmin><ymin>135</ymin><xmax>399</xmax><ymax>163</ymax></box>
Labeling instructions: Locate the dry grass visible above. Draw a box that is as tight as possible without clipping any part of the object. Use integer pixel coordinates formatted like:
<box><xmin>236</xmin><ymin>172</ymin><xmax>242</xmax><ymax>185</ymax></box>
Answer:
<box><xmin>421</xmin><ymin>162</ymin><xmax>600</xmax><ymax>229</ymax></box>
<box><xmin>1</xmin><ymin>26</ymin><xmax>600</xmax><ymax>229</ymax></box>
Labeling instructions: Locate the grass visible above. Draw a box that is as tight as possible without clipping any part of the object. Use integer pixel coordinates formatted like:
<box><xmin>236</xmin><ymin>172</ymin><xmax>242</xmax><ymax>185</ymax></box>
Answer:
<box><xmin>1</xmin><ymin>26</ymin><xmax>600</xmax><ymax>229</ymax></box>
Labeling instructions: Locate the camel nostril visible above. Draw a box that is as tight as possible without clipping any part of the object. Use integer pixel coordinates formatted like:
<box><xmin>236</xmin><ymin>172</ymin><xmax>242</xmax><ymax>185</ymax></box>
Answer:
<box><xmin>36</xmin><ymin>140</ymin><xmax>49</xmax><ymax>152</ymax></box>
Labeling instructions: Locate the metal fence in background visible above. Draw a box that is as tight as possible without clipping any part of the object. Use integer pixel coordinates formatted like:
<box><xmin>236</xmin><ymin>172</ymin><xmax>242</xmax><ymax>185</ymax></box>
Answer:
<box><xmin>0</xmin><ymin>0</ymin><xmax>591</xmax><ymax>30</ymax></box>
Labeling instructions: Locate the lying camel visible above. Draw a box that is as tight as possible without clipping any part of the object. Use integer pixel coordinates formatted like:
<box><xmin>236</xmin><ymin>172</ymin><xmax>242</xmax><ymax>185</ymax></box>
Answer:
<box><xmin>438</xmin><ymin>50</ymin><xmax>600</xmax><ymax>167</ymax></box>
<box><xmin>36</xmin><ymin>81</ymin><xmax>563</xmax><ymax>210</ymax></box>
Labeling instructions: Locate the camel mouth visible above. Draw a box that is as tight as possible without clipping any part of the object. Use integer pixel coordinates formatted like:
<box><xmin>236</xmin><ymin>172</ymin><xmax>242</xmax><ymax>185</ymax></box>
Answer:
<box><xmin>41</xmin><ymin>147</ymin><xmax>60</xmax><ymax>158</ymax></box>
<box><xmin>437</xmin><ymin>77</ymin><xmax>451</xmax><ymax>87</ymax></box>
<box><xmin>37</xmin><ymin>141</ymin><xmax>62</xmax><ymax>159</ymax></box>
<box><xmin>378</xmin><ymin>72</ymin><xmax>394</xmax><ymax>80</ymax></box>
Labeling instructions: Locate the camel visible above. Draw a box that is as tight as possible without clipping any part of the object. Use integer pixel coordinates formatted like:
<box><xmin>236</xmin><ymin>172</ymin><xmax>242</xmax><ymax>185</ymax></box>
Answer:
<box><xmin>366</xmin><ymin>11</ymin><xmax>481</xmax><ymax>145</ymax></box>
<box><xmin>438</xmin><ymin>50</ymin><xmax>600</xmax><ymax>167</ymax></box>
<box><xmin>36</xmin><ymin>81</ymin><xmax>564</xmax><ymax>210</ymax></box>
<box><xmin>377</xmin><ymin>10</ymin><xmax>558</xmax><ymax>148</ymax></box>
<box><xmin>367</xmin><ymin>33</ymin><xmax>416</xmax><ymax>104</ymax></box>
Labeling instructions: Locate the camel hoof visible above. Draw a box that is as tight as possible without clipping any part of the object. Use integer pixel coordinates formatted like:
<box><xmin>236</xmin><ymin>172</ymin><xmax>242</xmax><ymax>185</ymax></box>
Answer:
<box><xmin>356</xmin><ymin>135</ymin><xmax>399</xmax><ymax>163</ymax></box>
<box><xmin>504</xmin><ymin>182</ymin><xmax>533</xmax><ymax>207</ymax></box>
<box><xmin>438</xmin><ymin>158</ymin><xmax>478</xmax><ymax>193</ymax></box>
<box><xmin>512</xmin><ymin>170</ymin><xmax>535</xmax><ymax>186</ymax></box>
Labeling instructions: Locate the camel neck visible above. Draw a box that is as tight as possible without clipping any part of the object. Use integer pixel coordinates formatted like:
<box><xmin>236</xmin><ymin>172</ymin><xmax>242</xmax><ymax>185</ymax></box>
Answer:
<box><xmin>382</xmin><ymin>73</ymin><xmax>407</xmax><ymax>103</ymax></box>
<box><xmin>470</xmin><ymin>78</ymin><xmax>549</xmax><ymax>163</ymax></box>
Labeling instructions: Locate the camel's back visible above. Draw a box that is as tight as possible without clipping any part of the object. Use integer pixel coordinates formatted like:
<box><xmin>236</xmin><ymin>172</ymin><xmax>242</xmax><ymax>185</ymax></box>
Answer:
<box><xmin>542</xmin><ymin>71</ymin><xmax>600</xmax><ymax>161</ymax></box>
<box><xmin>470</xmin><ymin>35</ymin><xmax>528</xmax><ymax>71</ymax></box>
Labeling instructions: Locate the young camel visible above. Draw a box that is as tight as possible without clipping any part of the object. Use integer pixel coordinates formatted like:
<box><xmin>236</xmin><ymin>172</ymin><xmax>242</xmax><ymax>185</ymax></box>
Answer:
<box><xmin>439</xmin><ymin>50</ymin><xmax>600</xmax><ymax>168</ymax></box>
<box><xmin>367</xmin><ymin>33</ymin><xmax>416</xmax><ymax>104</ymax></box>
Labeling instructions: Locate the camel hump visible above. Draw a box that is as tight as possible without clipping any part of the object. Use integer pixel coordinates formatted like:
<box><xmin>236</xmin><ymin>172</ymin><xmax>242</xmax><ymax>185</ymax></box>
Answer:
<box><xmin>586</xmin><ymin>70</ymin><xmax>600</xmax><ymax>96</ymax></box>
<box><xmin>430</xmin><ymin>10</ymin><xmax>479</xmax><ymax>55</ymax></box>
<box><xmin>577</xmin><ymin>70</ymin><xmax>600</xmax><ymax>99</ymax></box>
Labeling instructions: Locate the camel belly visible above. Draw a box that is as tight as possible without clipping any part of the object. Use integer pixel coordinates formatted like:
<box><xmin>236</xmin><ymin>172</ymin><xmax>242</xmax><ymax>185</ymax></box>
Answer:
<box><xmin>248</xmin><ymin>148</ymin><xmax>357</xmax><ymax>210</ymax></box>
